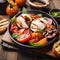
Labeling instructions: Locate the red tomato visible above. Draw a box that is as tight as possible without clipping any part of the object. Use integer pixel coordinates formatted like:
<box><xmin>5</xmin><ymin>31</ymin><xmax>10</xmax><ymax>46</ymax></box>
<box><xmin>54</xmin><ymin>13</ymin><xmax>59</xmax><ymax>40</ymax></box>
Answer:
<box><xmin>15</xmin><ymin>0</ymin><xmax>26</xmax><ymax>6</ymax></box>
<box><xmin>29</xmin><ymin>38</ymin><xmax>39</xmax><ymax>44</ymax></box>
<box><xmin>29</xmin><ymin>32</ymin><xmax>43</xmax><ymax>44</ymax></box>
<box><xmin>16</xmin><ymin>29</ymin><xmax>31</xmax><ymax>43</ymax></box>
<box><xmin>31</xmin><ymin>32</ymin><xmax>42</xmax><ymax>39</ymax></box>
<box><xmin>6</xmin><ymin>5</ymin><xmax>18</xmax><ymax>17</ymax></box>
<box><xmin>18</xmin><ymin>29</ymin><xmax>25</xmax><ymax>34</ymax></box>
<box><xmin>11</xmin><ymin>23</ymin><xmax>18</xmax><ymax>33</ymax></box>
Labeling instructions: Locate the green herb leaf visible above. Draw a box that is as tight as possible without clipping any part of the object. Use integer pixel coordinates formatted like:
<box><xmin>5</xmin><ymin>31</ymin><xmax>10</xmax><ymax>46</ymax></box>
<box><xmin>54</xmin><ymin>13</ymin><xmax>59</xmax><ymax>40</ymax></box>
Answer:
<box><xmin>22</xmin><ymin>7</ymin><xmax>28</xmax><ymax>14</ymax></box>
<box><xmin>44</xmin><ymin>17</ymin><xmax>47</xmax><ymax>20</ymax></box>
<box><xmin>51</xmin><ymin>11</ymin><xmax>60</xmax><ymax>17</ymax></box>
<box><xmin>30</xmin><ymin>43</ymin><xmax>42</xmax><ymax>47</ymax></box>
<box><xmin>10</xmin><ymin>16</ymin><xmax>16</xmax><ymax>24</ymax></box>
<box><xmin>37</xmin><ymin>30</ymin><xmax>44</xmax><ymax>33</ymax></box>
<box><xmin>12</xmin><ymin>33</ymin><xmax>20</xmax><ymax>39</ymax></box>
<box><xmin>37</xmin><ymin>14</ymin><xmax>42</xmax><ymax>16</ymax></box>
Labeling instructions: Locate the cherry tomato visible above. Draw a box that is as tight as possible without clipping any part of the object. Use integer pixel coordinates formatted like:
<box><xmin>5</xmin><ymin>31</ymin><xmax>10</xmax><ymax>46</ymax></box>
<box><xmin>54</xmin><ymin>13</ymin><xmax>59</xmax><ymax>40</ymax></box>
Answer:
<box><xmin>6</xmin><ymin>4</ymin><xmax>18</xmax><ymax>17</ymax></box>
<box><xmin>16</xmin><ymin>29</ymin><xmax>31</xmax><ymax>43</ymax></box>
<box><xmin>15</xmin><ymin>0</ymin><xmax>26</xmax><ymax>6</ymax></box>
<box><xmin>11</xmin><ymin>23</ymin><xmax>18</xmax><ymax>33</ymax></box>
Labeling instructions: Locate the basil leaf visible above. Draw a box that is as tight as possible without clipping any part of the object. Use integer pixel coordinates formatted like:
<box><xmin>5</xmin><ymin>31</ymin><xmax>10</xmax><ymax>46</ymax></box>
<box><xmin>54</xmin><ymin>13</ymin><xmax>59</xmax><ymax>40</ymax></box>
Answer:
<box><xmin>30</xmin><ymin>43</ymin><xmax>42</xmax><ymax>47</ymax></box>
<box><xmin>22</xmin><ymin>7</ymin><xmax>28</xmax><ymax>14</ymax></box>
<box><xmin>10</xmin><ymin>16</ymin><xmax>16</xmax><ymax>24</ymax></box>
<box><xmin>43</xmin><ymin>17</ymin><xmax>47</xmax><ymax>20</ymax></box>
<box><xmin>37</xmin><ymin>14</ymin><xmax>42</xmax><ymax>16</ymax></box>
<box><xmin>12</xmin><ymin>33</ymin><xmax>20</xmax><ymax>39</ymax></box>
<box><xmin>37</xmin><ymin>30</ymin><xmax>44</xmax><ymax>33</ymax></box>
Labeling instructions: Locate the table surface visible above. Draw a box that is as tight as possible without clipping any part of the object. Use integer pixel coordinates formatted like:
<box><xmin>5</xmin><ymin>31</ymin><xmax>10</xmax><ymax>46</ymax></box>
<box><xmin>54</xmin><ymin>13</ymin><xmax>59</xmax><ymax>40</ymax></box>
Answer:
<box><xmin>0</xmin><ymin>0</ymin><xmax>60</xmax><ymax>60</ymax></box>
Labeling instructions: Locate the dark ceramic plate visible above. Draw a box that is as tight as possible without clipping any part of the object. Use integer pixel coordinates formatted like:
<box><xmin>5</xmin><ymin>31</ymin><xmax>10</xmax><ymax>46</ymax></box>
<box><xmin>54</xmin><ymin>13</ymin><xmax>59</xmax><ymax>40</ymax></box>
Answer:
<box><xmin>49</xmin><ymin>9</ymin><xmax>60</xmax><ymax>24</ymax></box>
<box><xmin>8</xmin><ymin>10</ymin><xmax>59</xmax><ymax>49</ymax></box>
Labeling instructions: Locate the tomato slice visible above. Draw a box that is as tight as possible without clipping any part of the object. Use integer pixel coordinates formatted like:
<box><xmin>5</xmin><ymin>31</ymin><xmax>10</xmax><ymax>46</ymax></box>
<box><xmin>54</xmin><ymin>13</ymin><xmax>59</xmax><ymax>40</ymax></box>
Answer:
<box><xmin>18</xmin><ymin>29</ymin><xmax>25</xmax><ymax>34</ymax></box>
<box><xmin>37</xmin><ymin>37</ymin><xmax>47</xmax><ymax>45</ymax></box>
<box><xmin>16</xmin><ymin>29</ymin><xmax>31</xmax><ymax>43</ymax></box>
<box><xmin>29</xmin><ymin>37</ymin><xmax>47</xmax><ymax>47</ymax></box>
<box><xmin>11</xmin><ymin>23</ymin><xmax>18</xmax><ymax>33</ymax></box>
<box><xmin>29</xmin><ymin>38</ymin><xmax>39</xmax><ymax>44</ymax></box>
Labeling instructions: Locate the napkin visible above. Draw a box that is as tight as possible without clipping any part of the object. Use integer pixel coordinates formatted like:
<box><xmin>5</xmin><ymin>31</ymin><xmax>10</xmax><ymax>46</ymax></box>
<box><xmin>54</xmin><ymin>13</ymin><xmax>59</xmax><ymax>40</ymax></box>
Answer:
<box><xmin>1</xmin><ymin>31</ymin><xmax>19</xmax><ymax>50</ymax></box>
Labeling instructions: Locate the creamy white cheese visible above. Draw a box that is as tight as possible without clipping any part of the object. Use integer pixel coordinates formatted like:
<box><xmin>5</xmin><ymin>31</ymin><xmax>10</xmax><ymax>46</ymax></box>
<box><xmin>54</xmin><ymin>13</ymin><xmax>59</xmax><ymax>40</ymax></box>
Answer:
<box><xmin>30</xmin><ymin>19</ymin><xmax>46</xmax><ymax>32</ymax></box>
<box><xmin>16</xmin><ymin>16</ymin><xmax>29</xmax><ymax>28</ymax></box>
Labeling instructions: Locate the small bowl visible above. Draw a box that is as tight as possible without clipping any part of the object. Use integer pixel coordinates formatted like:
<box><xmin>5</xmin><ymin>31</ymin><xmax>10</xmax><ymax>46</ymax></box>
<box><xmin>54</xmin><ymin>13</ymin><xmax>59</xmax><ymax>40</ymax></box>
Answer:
<box><xmin>27</xmin><ymin>0</ymin><xmax>49</xmax><ymax>8</ymax></box>
<box><xmin>49</xmin><ymin>9</ymin><xmax>60</xmax><ymax>24</ymax></box>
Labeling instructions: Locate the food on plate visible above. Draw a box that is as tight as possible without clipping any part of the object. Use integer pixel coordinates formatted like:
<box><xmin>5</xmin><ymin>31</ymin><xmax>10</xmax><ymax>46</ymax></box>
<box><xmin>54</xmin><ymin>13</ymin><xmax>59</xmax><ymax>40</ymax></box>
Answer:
<box><xmin>0</xmin><ymin>16</ymin><xmax>9</xmax><ymax>33</ymax></box>
<box><xmin>29</xmin><ymin>37</ymin><xmax>47</xmax><ymax>47</ymax></box>
<box><xmin>51</xmin><ymin>11</ymin><xmax>60</xmax><ymax>17</ymax></box>
<box><xmin>27</xmin><ymin>0</ymin><xmax>49</xmax><ymax>8</ymax></box>
<box><xmin>43</xmin><ymin>24</ymin><xmax>57</xmax><ymax>39</ymax></box>
<box><xmin>31</xmin><ymin>32</ymin><xmax>42</xmax><ymax>39</ymax></box>
<box><xmin>16</xmin><ymin>16</ymin><xmax>29</xmax><ymax>28</ymax></box>
<box><xmin>30</xmin><ymin>19</ymin><xmax>45</xmax><ymax>32</ymax></box>
<box><xmin>10</xmin><ymin>12</ymin><xmax>57</xmax><ymax>47</ymax></box>
<box><xmin>10</xmin><ymin>23</ymin><xmax>18</xmax><ymax>33</ymax></box>
<box><xmin>15</xmin><ymin>0</ymin><xmax>26</xmax><ymax>6</ymax></box>
<box><xmin>9</xmin><ymin>0</ymin><xmax>16</xmax><ymax>6</ymax></box>
<box><xmin>6</xmin><ymin>4</ymin><xmax>19</xmax><ymax>17</ymax></box>
<box><xmin>33</xmin><ymin>1</ymin><xmax>45</xmax><ymax>6</ymax></box>
<box><xmin>16</xmin><ymin>29</ymin><xmax>31</xmax><ymax>43</ymax></box>
<box><xmin>52</xmin><ymin>40</ymin><xmax>60</xmax><ymax>57</ymax></box>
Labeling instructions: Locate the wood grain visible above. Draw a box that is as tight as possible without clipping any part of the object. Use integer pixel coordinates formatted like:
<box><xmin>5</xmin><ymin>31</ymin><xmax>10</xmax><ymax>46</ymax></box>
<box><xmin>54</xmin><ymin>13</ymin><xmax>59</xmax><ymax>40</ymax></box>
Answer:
<box><xmin>6</xmin><ymin>51</ymin><xmax>18</xmax><ymax>60</ymax></box>
<box><xmin>47</xmin><ymin>0</ymin><xmax>60</xmax><ymax>9</ymax></box>
<box><xmin>0</xmin><ymin>0</ymin><xmax>60</xmax><ymax>60</ymax></box>
<box><xmin>0</xmin><ymin>45</ymin><xmax>7</xmax><ymax>60</ymax></box>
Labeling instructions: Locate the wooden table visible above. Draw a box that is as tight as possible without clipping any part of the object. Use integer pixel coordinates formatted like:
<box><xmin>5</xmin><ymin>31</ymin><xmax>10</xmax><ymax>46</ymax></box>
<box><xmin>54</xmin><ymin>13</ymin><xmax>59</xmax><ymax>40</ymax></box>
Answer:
<box><xmin>0</xmin><ymin>0</ymin><xmax>60</xmax><ymax>60</ymax></box>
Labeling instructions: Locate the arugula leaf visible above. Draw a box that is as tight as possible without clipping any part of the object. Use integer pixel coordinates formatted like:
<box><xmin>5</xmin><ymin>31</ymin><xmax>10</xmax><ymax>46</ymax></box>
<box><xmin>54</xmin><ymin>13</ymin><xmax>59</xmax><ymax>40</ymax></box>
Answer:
<box><xmin>10</xmin><ymin>16</ymin><xmax>16</xmax><ymax>24</ymax></box>
<box><xmin>12</xmin><ymin>33</ymin><xmax>20</xmax><ymax>39</ymax></box>
<box><xmin>30</xmin><ymin>43</ymin><xmax>42</xmax><ymax>47</ymax></box>
<box><xmin>22</xmin><ymin>7</ymin><xmax>28</xmax><ymax>14</ymax></box>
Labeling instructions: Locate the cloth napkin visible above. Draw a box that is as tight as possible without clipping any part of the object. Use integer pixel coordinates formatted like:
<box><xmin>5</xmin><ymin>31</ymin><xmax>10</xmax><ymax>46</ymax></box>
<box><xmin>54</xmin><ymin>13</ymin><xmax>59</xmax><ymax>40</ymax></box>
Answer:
<box><xmin>1</xmin><ymin>31</ymin><xmax>19</xmax><ymax>50</ymax></box>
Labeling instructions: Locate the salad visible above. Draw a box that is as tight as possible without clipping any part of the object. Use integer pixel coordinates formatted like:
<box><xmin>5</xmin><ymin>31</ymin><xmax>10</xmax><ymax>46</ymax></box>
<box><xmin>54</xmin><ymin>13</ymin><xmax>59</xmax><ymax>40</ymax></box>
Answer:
<box><xmin>10</xmin><ymin>12</ymin><xmax>57</xmax><ymax>47</ymax></box>
<box><xmin>51</xmin><ymin>11</ymin><xmax>60</xmax><ymax>17</ymax></box>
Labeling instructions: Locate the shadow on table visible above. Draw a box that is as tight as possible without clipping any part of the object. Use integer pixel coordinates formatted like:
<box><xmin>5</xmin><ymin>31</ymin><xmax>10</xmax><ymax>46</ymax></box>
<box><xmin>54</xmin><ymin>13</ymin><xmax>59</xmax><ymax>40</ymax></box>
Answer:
<box><xmin>2</xmin><ymin>47</ymin><xmax>60</xmax><ymax>60</ymax></box>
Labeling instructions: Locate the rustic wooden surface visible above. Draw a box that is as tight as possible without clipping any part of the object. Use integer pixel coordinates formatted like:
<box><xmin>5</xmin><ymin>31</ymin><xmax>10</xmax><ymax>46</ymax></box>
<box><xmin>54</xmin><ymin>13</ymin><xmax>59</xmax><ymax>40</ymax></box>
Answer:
<box><xmin>0</xmin><ymin>0</ymin><xmax>60</xmax><ymax>60</ymax></box>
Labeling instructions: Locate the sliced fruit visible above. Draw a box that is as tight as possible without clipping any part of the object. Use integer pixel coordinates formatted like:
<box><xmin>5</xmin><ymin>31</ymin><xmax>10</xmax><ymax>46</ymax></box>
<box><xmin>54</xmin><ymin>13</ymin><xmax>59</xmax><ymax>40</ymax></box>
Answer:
<box><xmin>10</xmin><ymin>23</ymin><xmax>18</xmax><ymax>33</ymax></box>
<box><xmin>37</xmin><ymin>37</ymin><xmax>47</xmax><ymax>45</ymax></box>
<box><xmin>31</xmin><ymin>32</ymin><xmax>42</xmax><ymax>39</ymax></box>
<box><xmin>18</xmin><ymin>29</ymin><xmax>25</xmax><ymax>34</ymax></box>
<box><xmin>29</xmin><ymin>37</ymin><xmax>47</xmax><ymax>47</ymax></box>
<box><xmin>16</xmin><ymin>29</ymin><xmax>31</xmax><ymax>43</ymax></box>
